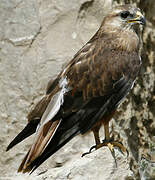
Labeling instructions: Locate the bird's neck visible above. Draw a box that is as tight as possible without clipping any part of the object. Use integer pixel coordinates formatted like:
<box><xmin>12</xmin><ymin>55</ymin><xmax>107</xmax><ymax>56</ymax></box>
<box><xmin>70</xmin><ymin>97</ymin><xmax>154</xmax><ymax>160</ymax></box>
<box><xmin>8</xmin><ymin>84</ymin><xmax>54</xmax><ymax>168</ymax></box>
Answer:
<box><xmin>98</xmin><ymin>25</ymin><xmax>140</xmax><ymax>52</ymax></box>
<box><xmin>115</xmin><ymin>29</ymin><xmax>139</xmax><ymax>52</ymax></box>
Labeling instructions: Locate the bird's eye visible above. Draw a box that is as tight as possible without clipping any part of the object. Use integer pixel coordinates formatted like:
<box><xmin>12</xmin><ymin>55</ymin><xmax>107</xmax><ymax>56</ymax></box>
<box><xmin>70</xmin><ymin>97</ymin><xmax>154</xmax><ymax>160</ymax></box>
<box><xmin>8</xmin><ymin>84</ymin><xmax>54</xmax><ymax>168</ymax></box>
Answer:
<box><xmin>120</xmin><ymin>11</ymin><xmax>130</xmax><ymax>19</ymax></box>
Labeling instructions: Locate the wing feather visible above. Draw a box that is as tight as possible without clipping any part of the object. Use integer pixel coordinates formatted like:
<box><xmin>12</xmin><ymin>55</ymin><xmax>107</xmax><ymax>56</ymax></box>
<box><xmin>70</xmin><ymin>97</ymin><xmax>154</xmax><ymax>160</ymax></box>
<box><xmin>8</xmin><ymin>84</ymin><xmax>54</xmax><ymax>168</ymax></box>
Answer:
<box><xmin>18</xmin><ymin>119</ymin><xmax>61</xmax><ymax>173</ymax></box>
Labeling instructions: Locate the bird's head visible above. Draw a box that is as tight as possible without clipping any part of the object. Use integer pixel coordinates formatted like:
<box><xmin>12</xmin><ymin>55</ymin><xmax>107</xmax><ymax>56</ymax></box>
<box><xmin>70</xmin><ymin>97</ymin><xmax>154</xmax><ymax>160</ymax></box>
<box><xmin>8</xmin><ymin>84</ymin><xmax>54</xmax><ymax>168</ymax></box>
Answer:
<box><xmin>98</xmin><ymin>5</ymin><xmax>145</xmax><ymax>51</ymax></box>
<box><xmin>103</xmin><ymin>5</ymin><xmax>145</xmax><ymax>31</ymax></box>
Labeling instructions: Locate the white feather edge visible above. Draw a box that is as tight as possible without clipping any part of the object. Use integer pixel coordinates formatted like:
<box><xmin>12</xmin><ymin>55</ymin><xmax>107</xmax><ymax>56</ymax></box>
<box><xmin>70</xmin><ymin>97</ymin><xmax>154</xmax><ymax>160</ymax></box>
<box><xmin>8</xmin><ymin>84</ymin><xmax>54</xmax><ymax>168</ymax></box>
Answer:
<box><xmin>41</xmin><ymin>119</ymin><xmax>62</xmax><ymax>154</ymax></box>
<box><xmin>36</xmin><ymin>77</ymin><xmax>68</xmax><ymax>131</ymax></box>
<box><xmin>24</xmin><ymin>77</ymin><xmax>68</xmax><ymax>163</ymax></box>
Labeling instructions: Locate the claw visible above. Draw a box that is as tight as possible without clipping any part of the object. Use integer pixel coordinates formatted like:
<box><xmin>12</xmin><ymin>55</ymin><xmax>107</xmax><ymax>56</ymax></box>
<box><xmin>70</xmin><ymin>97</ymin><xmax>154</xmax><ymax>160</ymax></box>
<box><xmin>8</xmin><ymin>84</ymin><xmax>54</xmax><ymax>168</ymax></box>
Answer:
<box><xmin>107</xmin><ymin>143</ymin><xmax>114</xmax><ymax>153</ymax></box>
<box><xmin>112</xmin><ymin>142</ymin><xmax>128</xmax><ymax>156</ymax></box>
<box><xmin>126</xmin><ymin>149</ymin><xmax>129</xmax><ymax>157</ymax></box>
<box><xmin>81</xmin><ymin>145</ymin><xmax>96</xmax><ymax>157</ymax></box>
<box><xmin>107</xmin><ymin>142</ymin><xmax>117</xmax><ymax>167</ymax></box>
<box><xmin>117</xmin><ymin>145</ymin><xmax>129</xmax><ymax>157</ymax></box>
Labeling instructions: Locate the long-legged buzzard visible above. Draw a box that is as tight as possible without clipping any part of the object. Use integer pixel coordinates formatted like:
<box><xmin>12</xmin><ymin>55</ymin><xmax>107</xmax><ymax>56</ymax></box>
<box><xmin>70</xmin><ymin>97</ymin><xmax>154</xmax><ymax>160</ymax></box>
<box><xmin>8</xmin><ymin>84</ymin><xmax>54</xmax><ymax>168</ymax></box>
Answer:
<box><xmin>7</xmin><ymin>4</ymin><xmax>145</xmax><ymax>173</ymax></box>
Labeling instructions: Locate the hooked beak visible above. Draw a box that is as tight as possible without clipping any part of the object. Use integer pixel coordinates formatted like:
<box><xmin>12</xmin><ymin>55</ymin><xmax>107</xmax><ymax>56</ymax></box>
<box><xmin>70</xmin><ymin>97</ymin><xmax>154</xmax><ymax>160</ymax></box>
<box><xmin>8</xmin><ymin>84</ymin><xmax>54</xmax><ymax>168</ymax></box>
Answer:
<box><xmin>128</xmin><ymin>11</ymin><xmax>145</xmax><ymax>25</ymax></box>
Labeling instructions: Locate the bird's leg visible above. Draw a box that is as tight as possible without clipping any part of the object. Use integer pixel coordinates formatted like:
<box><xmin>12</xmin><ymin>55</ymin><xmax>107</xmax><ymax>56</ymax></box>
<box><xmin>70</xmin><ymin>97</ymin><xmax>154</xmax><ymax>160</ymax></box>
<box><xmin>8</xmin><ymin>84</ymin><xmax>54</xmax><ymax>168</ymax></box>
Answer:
<box><xmin>82</xmin><ymin>121</ymin><xmax>128</xmax><ymax>159</ymax></box>
<box><xmin>82</xmin><ymin>125</ymin><xmax>102</xmax><ymax>157</ymax></box>
<box><xmin>102</xmin><ymin>122</ymin><xmax>128</xmax><ymax>159</ymax></box>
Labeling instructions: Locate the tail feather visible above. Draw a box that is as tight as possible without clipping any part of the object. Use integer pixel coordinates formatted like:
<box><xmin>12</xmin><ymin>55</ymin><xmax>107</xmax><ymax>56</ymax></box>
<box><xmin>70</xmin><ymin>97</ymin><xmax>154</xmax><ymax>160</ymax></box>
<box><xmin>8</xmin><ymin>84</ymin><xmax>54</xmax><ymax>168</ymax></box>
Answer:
<box><xmin>18</xmin><ymin>119</ymin><xmax>61</xmax><ymax>173</ymax></box>
<box><xmin>18</xmin><ymin>149</ymin><xmax>31</xmax><ymax>173</ymax></box>
<box><xmin>26</xmin><ymin>123</ymin><xmax>79</xmax><ymax>173</ymax></box>
<box><xmin>6</xmin><ymin>118</ymin><xmax>40</xmax><ymax>151</ymax></box>
<box><xmin>30</xmin><ymin>127</ymin><xmax>79</xmax><ymax>174</ymax></box>
<box><xmin>18</xmin><ymin>112</ymin><xmax>81</xmax><ymax>173</ymax></box>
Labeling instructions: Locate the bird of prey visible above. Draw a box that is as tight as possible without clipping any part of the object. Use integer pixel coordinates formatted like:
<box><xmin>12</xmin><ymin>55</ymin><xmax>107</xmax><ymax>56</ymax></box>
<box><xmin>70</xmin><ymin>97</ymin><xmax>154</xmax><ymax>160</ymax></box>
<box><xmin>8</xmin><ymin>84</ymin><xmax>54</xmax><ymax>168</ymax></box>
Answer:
<box><xmin>6</xmin><ymin>4</ymin><xmax>145</xmax><ymax>173</ymax></box>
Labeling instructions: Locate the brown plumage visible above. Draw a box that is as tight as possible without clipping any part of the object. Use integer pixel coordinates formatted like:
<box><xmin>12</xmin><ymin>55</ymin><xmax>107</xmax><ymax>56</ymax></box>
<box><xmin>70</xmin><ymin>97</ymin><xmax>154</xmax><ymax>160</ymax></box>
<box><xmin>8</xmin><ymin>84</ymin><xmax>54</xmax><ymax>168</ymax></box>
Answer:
<box><xmin>7</xmin><ymin>4</ymin><xmax>145</xmax><ymax>173</ymax></box>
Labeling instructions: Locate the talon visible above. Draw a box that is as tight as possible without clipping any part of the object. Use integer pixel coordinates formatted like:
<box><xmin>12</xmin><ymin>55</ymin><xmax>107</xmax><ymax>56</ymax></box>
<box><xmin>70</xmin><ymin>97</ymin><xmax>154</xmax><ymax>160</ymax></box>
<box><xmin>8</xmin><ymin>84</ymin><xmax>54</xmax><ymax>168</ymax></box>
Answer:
<box><xmin>126</xmin><ymin>148</ymin><xmax>129</xmax><ymax>157</ymax></box>
<box><xmin>81</xmin><ymin>145</ymin><xmax>97</xmax><ymax>157</ymax></box>
<box><xmin>81</xmin><ymin>152</ymin><xmax>89</xmax><ymax>157</ymax></box>
<box><xmin>107</xmin><ymin>143</ymin><xmax>114</xmax><ymax>153</ymax></box>
<box><xmin>112</xmin><ymin>142</ymin><xmax>127</xmax><ymax>155</ymax></box>
<box><xmin>89</xmin><ymin>145</ymin><xmax>96</xmax><ymax>152</ymax></box>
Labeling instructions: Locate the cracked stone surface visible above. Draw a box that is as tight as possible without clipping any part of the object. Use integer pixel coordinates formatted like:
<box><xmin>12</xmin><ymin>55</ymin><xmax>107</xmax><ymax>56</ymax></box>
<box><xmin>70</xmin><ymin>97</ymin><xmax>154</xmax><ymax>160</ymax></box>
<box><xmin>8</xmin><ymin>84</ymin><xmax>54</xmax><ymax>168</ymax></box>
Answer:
<box><xmin>0</xmin><ymin>0</ymin><xmax>154</xmax><ymax>179</ymax></box>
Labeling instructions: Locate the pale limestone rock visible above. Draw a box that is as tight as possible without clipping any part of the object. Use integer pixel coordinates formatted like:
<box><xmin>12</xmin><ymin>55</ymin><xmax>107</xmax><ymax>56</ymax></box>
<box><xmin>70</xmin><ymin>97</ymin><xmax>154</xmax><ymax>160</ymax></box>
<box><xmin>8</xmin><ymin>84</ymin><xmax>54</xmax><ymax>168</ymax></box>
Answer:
<box><xmin>2</xmin><ymin>148</ymin><xmax>133</xmax><ymax>180</ymax></box>
<box><xmin>0</xmin><ymin>0</ymin><xmax>154</xmax><ymax>179</ymax></box>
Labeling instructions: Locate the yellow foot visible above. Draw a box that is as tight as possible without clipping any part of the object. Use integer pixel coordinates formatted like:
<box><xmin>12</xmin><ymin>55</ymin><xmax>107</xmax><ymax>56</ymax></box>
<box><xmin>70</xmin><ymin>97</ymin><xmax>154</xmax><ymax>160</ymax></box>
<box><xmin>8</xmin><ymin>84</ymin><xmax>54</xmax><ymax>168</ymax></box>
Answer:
<box><xmin>82</xmin><ymin>140</ymin><xmax>128</xmax><ymax>159</ymax></box>
<box><xmin>102</xmin><ymin>140</ymin><xmax>128</xmax><ymax>156</ymax></box>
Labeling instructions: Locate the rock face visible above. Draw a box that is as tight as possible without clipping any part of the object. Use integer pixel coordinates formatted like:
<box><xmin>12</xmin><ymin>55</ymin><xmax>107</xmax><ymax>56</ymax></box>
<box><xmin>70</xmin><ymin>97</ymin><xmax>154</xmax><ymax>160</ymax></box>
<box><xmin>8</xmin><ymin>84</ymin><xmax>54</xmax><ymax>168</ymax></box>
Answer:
<box><xmin>3</xmin><ymin>148</ymin><xmax>133</xmax><ymax>180</ymax></box>
<box><xmin>0</xmin><ymin>0</ymin><xmax>154</xmax><ymax>179</ymax></box>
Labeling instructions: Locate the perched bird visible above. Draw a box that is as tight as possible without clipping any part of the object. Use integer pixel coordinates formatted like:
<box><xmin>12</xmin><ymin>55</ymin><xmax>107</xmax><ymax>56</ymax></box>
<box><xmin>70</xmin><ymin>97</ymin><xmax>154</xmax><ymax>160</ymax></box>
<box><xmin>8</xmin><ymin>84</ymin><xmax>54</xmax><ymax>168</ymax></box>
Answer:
<box><xmin>7</xmin><ymin>4</ymin><xmax>145</xmax><ymax>173</ymax></box>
